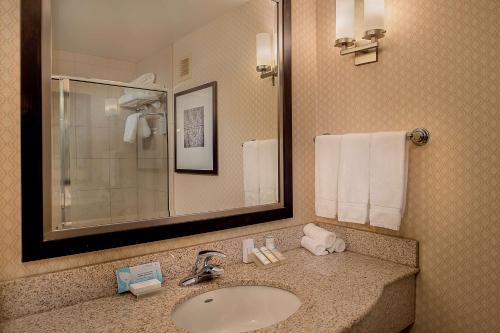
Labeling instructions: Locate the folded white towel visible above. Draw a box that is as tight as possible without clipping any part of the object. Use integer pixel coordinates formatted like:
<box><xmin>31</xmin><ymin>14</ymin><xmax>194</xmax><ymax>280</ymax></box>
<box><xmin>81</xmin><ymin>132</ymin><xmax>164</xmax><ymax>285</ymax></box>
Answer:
<box><xmin>258</xmin><ymin>139</ymin><xmax>279</xmax><ymax>205</ymax></box>
<box><xmin>123</xmin><ymin>73</ymin><xmax>156</xmax><ymax>95</ymax></box>
<box><xmin>118</xmin><ymin>90</ymin><xmax>163</xmax><ymax>108</ymax></box>
<box><xmin>301</xmin><ymin>236</ymin><xmax>328</xmax><ymax>256</ymax></box>
<box><xmin>327</xmin><ymin>238</ymin><xmax>346</xmax><ymax>253</ymax></box>
<box><xmin>315</xmin><ymin>135</ymin><xmax>341</xmax><ymax>218</ymax></box>
<box><xmin>338</xmin><ymin>133</ymin><xmax>371</xmax><ymax>224</ymax></box>
<box><xmin>369</xmin><ymin>131</ymin><xmax>408</xmax><ymax>230</ymax></box>
<box><xmin>123</xmin><ymin>113</ymin><xmax>141</xmax><ymax>143</ymax></box>
<box><xmin>243</xmin><ymin>141</ymin><xmax>260</xmax><ymax>206</ymax></box>
<box><xmin>303</xmin><ymin>223</ymin><xmax>336</xmax><ymax>248</ymax></box>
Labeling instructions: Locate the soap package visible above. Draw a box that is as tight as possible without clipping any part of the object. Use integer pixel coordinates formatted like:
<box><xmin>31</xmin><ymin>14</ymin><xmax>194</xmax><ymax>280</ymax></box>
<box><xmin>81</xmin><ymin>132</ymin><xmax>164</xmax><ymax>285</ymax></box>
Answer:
<box><xmin>115</xmin><ymin>262</ymin><xmax>163</xmax><ymax>293</ymax></box>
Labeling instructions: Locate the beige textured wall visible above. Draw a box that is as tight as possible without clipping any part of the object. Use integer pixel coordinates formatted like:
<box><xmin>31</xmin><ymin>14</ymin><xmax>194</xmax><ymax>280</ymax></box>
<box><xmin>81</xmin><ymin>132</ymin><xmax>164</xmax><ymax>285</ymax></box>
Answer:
<box><xmin>2</xmin><ymin>0</ymin><xmax>497</xmax><ymax>332</ymax></box>
<box><xmin>0</xmin><ymin>0</ymin><xmax>315</xmax><ymax>281</ymax></box>
<box><xmin>52</xmin><ymin>50</ymin><xmax>137</xmax><ymax>82</ymax></box>
<box><xmin>171</xmin><ymin>0</ymin><xmax>278</xmax><ymax>215</ymax></box>
<box><xmin>315</xmin><ymin>0</ymin><xmax>499</xmax><ymax>332</ymax></box>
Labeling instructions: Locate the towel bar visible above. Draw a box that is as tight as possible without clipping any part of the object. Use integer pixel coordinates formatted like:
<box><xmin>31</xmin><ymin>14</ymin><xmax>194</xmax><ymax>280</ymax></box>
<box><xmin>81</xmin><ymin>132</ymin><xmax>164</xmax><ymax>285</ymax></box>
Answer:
<box><xmin>313</xmin><ymin>128</ymin><xmax>430</xmax><ymax>146</ymax></box>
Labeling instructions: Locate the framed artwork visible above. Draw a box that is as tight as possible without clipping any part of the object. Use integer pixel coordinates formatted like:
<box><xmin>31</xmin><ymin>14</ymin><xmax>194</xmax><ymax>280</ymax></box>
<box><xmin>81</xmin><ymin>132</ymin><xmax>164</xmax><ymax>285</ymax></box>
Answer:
<box><xmin>174</xmin><ymin>81</ymin><xmax>218</xmax><ymax>174</ymax></box>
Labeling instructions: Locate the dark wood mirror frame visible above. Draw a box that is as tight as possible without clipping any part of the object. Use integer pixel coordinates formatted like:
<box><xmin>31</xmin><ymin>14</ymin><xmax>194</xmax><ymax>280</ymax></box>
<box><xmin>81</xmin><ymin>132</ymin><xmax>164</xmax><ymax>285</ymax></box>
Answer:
<box><xmin>20</xmin><ymin>0</ymin><xmax>292</xmax><ymax>261</ymax></box>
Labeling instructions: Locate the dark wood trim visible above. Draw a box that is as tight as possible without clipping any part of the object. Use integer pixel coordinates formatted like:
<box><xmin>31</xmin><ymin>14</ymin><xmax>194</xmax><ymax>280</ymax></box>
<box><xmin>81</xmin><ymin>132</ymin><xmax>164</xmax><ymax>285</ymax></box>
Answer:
<box><xmin>21</xmin><ymin>0</ymin><xmax>46</xmax><ymax>261</ymax></box>
<box><xmin>174</xmin><ymin>81</ymin><xmax>218</xmax><ymax>175</ymax></box>
<box><xmin>282</xmin><ymin>0</ymin><xmax>293</xmax><ymax>211</ymax></box>
<box><xmin>20</xmin><ymin>0</ymin><xmax>293</xmax><ymax>261</ymax></box>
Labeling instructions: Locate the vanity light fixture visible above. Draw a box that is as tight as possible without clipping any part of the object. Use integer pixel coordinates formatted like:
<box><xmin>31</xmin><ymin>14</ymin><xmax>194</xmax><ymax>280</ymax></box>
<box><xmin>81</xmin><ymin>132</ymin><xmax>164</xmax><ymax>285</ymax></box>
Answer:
<box><xmin>335</xmin><ymin>0</ymin><xmax>386</xmax><ymax>66</ymax></box>
<box><xmin>256</xmin><ymin>32</ymin><xmax>278</xmax><ymax>85</ymax></box>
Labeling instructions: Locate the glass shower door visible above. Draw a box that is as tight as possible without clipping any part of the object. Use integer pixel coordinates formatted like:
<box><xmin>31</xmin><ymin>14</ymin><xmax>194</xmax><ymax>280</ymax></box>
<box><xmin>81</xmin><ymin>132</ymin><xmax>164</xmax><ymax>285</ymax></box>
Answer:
<box><xmin>51</xmin><ymin>77</ymin><xmax>169</xmax><ymax>230</ymax></box>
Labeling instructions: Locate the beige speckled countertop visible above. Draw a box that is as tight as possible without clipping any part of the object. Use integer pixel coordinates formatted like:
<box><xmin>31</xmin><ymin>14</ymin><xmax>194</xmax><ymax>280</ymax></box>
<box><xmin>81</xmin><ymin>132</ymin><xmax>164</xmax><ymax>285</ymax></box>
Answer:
<box><xmin>0</xmin><ymin>249</ymin><xmax>418</xmax><ymax>333</ymax></box>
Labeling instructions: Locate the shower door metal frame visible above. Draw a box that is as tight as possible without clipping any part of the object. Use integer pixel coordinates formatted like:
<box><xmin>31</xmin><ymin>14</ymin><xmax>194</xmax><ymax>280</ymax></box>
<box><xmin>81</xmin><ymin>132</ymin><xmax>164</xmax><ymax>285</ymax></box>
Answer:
<box><xmin>20</xmin><ymin>0</ymin><xmax>293</xmax><ymax>261</ymax></box>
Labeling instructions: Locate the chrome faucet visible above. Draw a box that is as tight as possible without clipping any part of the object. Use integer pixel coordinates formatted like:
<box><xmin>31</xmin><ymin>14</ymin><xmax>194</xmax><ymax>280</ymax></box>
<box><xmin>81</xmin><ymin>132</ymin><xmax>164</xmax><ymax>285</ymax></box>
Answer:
<box><xmin>179</xmin><ymin>250</ymin><xmax>226</xmax><ymax>287</ymax></box>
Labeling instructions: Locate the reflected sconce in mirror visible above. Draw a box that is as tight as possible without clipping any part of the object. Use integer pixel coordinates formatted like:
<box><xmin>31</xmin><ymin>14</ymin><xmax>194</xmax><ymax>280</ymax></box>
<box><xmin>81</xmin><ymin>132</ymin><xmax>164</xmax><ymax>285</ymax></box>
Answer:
<box><xmin>104</xmin><ymin>98</ymin><xmax>119</xmax><ymax>117</ymax></box>
<box><xmin>335</xmin><ymin>0</ymin><xmax>386</xmax><ymax>66</ymax></box>
<box><xmin>256</xmin><ymin>32</ymin><xmax>278</xmax><ymax>85</ymax></box>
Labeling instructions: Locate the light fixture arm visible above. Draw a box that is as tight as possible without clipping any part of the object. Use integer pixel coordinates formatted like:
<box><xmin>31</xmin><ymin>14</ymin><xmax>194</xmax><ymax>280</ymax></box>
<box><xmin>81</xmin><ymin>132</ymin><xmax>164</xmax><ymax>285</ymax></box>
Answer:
<box><xmin>257</xmin><ymin>65</ymin><xmax>278</xmax><ymax>85</ymax></box>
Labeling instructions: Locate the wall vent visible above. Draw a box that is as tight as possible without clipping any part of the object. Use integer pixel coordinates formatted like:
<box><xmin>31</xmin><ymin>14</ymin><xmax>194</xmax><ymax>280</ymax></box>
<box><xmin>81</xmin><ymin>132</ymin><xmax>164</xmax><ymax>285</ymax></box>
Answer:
<box><xmin>178</xmin><ymin>56</ymin><xmax>191</xmax><ymax>82</ymax></box>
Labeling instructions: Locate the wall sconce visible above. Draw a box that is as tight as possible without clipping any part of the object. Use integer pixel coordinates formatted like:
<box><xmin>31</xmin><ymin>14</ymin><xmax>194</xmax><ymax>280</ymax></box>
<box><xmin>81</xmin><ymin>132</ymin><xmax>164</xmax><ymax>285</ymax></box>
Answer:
<box><xmin>335</xmin><ymin>0</ymin><xmax>386</xmax><ymax>66</ymax></box>
<box><xmin>256</xmin><ymin>32</ymin><xmax>278</xmax><ymax>85</ymax></box>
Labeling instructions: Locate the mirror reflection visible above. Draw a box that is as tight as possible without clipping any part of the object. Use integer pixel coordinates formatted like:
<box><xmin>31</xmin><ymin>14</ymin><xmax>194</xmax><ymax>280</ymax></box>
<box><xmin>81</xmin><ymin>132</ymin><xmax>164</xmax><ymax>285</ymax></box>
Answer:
<box><xmin>50</xmin><ymin>0</ymin><xmax>281</xmax><ymax>231</ymax></box>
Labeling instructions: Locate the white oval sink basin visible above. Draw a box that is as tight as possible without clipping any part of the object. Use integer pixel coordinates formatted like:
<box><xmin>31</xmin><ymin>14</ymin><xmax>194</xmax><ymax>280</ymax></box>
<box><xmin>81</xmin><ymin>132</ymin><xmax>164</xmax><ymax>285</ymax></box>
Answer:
<box><xmin>171</xmin><ymin>286</ymin><xmax>301</xmax><ymax>333</ymax></box>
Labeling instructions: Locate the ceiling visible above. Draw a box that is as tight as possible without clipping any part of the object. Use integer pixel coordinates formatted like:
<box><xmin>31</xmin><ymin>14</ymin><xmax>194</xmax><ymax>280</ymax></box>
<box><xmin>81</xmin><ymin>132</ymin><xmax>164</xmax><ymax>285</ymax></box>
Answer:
<box><xmin>52</xmin><ymin>0</ymin><xmax>250</xmax><ymax>62</ymax></box>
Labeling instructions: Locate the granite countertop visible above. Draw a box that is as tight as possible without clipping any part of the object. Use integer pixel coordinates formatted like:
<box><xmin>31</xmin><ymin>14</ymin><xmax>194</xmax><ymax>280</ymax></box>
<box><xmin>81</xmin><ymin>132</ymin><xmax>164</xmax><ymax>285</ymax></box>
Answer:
<box><xmin>0</xmin><ymin>249</ymin><xmax>418</xmax><ymax>333</ymax></box>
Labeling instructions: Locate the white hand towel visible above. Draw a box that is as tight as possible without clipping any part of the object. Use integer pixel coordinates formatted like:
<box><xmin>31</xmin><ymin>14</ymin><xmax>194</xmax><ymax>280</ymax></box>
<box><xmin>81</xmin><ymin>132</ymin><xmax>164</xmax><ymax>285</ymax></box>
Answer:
<box><xmin>327</xmin><ymin>238</ymin><xmax>346</xmax><ymax>253</ymax></box>
<box><xmin>123</xmin><ymin>113</ymin><xmax>141</xmax><ymax>143</ymax></box>
<box><xmin>369</xmin><ymin>131</ymin><xmax>408</xmax><ymax>230</ymax></box>
<box><xmin>338</xmin><ymin>133</ymin><xmax>371</xmax><ymax>224</ymax></box>
<box><xmin>243</xmin><ymin>141</ymin><xmax>260</xmax><ymax>206</ymax></box>
<box><xmin>315</xmin><ymin>135</ymin><xmax>341</xmax><ymax>218</ymax></box>
<box><xmin>301</xmin><ymin>236</ymin><xmax>328</xmax><ymax>256</ymax></box>
<box><xmin>258</xmin><ymin>139</ymin><xmax>278</xmax><ymax>205</ymax></box>
<box><xmin>303</xmin><ymin>223</ymin><xmax>336</xmax><ymax>248</ymax></box>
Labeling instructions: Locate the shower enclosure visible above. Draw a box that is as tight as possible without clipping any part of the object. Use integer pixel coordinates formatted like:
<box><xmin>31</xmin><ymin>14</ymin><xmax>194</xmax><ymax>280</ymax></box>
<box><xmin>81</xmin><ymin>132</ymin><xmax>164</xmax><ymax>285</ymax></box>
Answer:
<box><xmin>50</xmin><ymin>76</ymin><xmax>169</xmax><ymax>230</ymax></box>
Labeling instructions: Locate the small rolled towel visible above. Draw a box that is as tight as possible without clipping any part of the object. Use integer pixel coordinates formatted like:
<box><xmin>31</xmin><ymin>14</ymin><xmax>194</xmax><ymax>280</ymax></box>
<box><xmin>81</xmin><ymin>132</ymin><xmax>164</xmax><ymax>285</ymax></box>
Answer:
<box><xmin>327</xmin><ymin>238</ymin><xmax>346</xmax><ymax>253</ymax></box>
<box><xmin>303</xmin><ymin>223</ymin><xmax>336</xmax><ymax>248</ymax></box>
<box><xmin>301</xmin><ymin>236</ymin><xmax>328</xmax><ymax>256</ymax></box>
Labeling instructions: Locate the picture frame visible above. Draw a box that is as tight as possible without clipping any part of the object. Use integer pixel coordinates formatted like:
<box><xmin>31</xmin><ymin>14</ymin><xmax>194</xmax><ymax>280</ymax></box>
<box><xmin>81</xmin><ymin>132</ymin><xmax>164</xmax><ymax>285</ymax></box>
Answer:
<box><xmin>174</xmin><ymin>81</ymin><xmax>218</xmax><ymax>174</ymax></box>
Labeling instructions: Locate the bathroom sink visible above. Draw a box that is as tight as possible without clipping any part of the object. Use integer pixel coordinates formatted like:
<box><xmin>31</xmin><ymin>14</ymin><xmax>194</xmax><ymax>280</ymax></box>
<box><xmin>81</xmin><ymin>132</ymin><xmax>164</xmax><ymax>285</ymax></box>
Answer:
<box><xmin>171</xmin><ymin>286</ymin><xmax>301</xmax><ymax>333</ymax></box>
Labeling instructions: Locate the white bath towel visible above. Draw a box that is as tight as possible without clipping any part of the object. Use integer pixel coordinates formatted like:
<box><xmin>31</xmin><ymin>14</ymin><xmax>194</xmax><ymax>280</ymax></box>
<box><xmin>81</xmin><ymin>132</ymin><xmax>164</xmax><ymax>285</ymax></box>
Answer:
<box><xmin>315</xmin><ymin>135</ymin><xmax>341</xmax><ymax>218</ymax></box>
<box><xmin>338</xmin><ymin>133</ymin><xmax>371</xmax><ymax>224</ymax></box>
<box><xmin>258</xmin><ymin>139</ymin><xmax>278</xmax><ymax>204</ymax></box>
<box><xmin>243</xmin><ymin>141</ymin><xmax>260</xmax><ymax>206</ymax></box>
<box><xmin>327</xmin><ymin>238</ymin><xmax>346</xmax><ymax>253</ymax></box>
<box><xmin>303</xmin><ymin>223</ymin><xmax>336</xmax><ymax>248</ymax></box>
<box><xmin>369</xmin><ymin>131</ymin><xmax>408</xmax><ymax>230</ymax></box>
<box><xmin>301</xmin><ymin>236</ymin><xmax>328</xmax><ymax>256</ymax></box>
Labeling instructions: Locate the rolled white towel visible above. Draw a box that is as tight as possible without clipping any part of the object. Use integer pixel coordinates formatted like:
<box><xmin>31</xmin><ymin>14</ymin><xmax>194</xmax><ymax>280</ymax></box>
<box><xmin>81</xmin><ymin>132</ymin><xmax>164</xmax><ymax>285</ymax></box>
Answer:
<box><xmin>301</xmin><ymin>236</ymin><xmax>328</xmax><ymax>256</ymax></box>
<box><xmin>327</xmin><ymin>238</ymin><xmax>346</xmax><ymax>253</ymax></box>
<box><xmin>303</xmin><ymin>223</ymin><xmax>336</xmax><ymax>248</ymax></box>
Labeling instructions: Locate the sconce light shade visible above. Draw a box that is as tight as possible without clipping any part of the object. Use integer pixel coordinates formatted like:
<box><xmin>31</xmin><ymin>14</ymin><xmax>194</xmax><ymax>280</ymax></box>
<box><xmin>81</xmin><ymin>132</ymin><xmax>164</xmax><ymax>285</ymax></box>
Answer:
<box><xmin>335</xmin><ymin>0</ymin><xmax>355</xmax><ymax>42</ymax></box>
<box><xmin>256</xmin><ymin>33</ymin><xmax>272</xmax><ymax>68</ymax></box>
<box><xmin>364</xmin><ymin>0</ymin><xmax>385</xmax><ymax>37</ymax></box>
<box><xmin>104</xmin><ymin>98</ymin><xmax>119</xmax><ymax>117</ymax></box>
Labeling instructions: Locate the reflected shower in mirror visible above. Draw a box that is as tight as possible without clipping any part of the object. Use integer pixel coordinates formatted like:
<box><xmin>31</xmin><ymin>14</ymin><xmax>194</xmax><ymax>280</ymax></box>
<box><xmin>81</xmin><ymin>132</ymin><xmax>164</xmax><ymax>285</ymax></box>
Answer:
<box><xmin>50</xmin><ymin>0</ymin><xmax>280</xmax><ymax>231</ymax></box>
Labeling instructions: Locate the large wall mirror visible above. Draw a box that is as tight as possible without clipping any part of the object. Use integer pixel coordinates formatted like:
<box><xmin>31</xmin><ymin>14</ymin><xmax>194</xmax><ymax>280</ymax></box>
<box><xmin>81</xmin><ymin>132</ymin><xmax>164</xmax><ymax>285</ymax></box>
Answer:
<box><xmin>21</xmin><ymin>0</ymin><xmax>292</xmax><ymax>260</ymax></box>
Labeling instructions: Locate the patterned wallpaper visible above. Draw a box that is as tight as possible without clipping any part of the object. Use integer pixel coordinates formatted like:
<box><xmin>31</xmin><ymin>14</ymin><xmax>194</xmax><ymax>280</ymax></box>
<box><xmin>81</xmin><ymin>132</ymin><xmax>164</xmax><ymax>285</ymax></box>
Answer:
<box><xmin>314</xmin><ymin>0</ymin><xmax>499</xmax><ymax>332</ymax></box>
<box><xmin>0</xmin><ymin>0</ymin><xmax>315</xmax><ymax>281</ymax></box>
<box><xmin>170</xmin><ymin>0</ymin><xmax>279</xmax><ymax>215</ymax></box>
<box><xmin>1</xmin><ymin>0</ymin><xmax>498</xmax><ymax>332</ymax></box>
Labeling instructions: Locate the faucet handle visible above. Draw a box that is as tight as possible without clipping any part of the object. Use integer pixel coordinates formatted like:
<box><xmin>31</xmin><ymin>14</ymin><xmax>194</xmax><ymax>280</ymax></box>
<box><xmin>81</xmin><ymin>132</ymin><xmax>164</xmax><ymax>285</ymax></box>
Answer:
<box><xmin>197</xmin><ymin>250</ymin><xmax>226</xmax><ymax>258</ymax></box>
<box><xmin>194</xmin><ymin>250</ymin><xmax>226</xmax><ymax>273</ymax></box>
